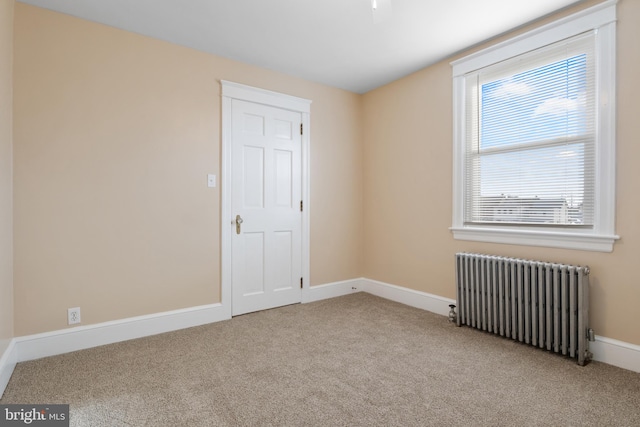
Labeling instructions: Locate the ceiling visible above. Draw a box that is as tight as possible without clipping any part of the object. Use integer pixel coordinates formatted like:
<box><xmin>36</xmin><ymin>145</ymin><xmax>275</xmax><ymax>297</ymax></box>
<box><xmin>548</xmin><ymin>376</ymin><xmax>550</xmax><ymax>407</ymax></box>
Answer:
<box><xmin>18</xmin><ymin>0</ymin><xmax>585</xmax><ymax>94</ymax></box>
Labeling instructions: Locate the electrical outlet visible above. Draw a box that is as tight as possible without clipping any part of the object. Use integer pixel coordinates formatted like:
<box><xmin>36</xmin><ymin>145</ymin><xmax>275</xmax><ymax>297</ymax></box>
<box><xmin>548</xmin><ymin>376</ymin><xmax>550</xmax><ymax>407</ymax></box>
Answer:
<box><xmin>68</xmin><ymin>307</ymin><xmax>81</xmax><ymax>325</ymax></box>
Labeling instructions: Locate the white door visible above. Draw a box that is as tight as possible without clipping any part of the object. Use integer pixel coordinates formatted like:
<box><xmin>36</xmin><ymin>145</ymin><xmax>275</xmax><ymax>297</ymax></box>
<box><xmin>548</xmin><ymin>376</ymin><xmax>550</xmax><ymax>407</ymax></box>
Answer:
<box><xmin>231</xmin><ymin>99</ymin><xmax>303</xmax><ymax>316</ymax></box>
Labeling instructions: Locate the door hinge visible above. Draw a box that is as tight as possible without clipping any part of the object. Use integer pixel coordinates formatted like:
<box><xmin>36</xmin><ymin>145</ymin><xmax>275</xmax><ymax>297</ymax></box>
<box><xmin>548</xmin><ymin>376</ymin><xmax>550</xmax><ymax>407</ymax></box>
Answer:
<box><xmin>300</xmin><ymin>200</ymin><xmax>303</xmax><ymax>212</ymax></box>
<box><xmin>300</xmin><ymin>123</ymin><xmax>303</xmax><ymax>135</ymax></box>
<box><xmin>300</xmin><ymin>277</ymin><xmax>303</xmax><ymax>288</ymax></box>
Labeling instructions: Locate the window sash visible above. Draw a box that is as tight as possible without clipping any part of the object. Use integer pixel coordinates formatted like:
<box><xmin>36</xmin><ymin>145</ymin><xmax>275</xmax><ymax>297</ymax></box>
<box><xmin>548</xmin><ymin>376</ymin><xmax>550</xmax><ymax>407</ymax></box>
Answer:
<box><xmin>463</xmin><ymin>32</ymin><xmax>595</xmax><ymax>227</ymax></box>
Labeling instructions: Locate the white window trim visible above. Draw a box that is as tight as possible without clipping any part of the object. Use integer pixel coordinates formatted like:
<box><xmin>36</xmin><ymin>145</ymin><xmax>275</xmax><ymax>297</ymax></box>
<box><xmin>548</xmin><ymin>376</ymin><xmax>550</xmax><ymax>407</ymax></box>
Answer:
<box><xmin>450</xmin><ymin>0</ymin><xmax>619</xmax><ymax>252</ymax></box>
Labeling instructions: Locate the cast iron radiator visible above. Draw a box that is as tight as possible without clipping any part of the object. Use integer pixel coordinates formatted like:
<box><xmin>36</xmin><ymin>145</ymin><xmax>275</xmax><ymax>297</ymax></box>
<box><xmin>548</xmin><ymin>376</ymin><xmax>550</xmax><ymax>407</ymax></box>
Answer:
<box><xmin>454</xmin><ymin>253</ymin><xmax>594</xmax><ymax>365</ymax></box>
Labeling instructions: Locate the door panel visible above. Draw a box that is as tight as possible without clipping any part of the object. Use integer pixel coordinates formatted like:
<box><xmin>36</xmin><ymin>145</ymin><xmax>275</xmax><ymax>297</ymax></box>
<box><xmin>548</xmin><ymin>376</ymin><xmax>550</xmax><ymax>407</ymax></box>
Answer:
<box><xmin>274</xmin><ymin>149</ymin><xmax>293</xmax><ymax>208</ymax></box>
<box><xmin>243</xmin><ymin>146</ymin><xmax>265</xmax><ymax>208</ymax></box>
<box><xmin>231</xmin><ymin>99</ymin><xmax>302</xmax><ymax>315</ymax></box>
<box><xmin>242</xmin><ymin>232</ymin><xmax>265</xmax><ymax>295</ymax></box>
<box><xmin>272</xmin><ymin>231</ymin><xmax>293</xmax><ymax>292</ymax></box>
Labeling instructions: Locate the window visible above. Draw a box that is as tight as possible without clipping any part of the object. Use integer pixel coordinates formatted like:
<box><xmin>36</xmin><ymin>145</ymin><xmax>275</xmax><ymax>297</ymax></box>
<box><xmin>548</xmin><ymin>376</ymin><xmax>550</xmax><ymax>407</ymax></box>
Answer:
<box><xmin>451</xmin><ymin>1</ymin><xmax>618</xmax><ymax>252</ymax></box>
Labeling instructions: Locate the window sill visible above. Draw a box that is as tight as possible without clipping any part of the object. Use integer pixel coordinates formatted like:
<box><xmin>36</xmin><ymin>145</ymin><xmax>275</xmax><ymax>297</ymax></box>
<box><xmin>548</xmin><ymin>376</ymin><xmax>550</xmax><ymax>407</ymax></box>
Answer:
<box><xmin>450</xmin><ymin>226</ymin><xmax>619</xmax><ymax>252</ymax></box>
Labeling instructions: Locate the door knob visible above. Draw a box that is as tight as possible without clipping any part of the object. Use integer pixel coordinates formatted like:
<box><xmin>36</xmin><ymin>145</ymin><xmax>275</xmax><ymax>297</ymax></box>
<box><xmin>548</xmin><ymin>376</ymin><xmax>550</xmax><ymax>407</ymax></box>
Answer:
<box><xmin>235</xmin><ymin>215</ymin><xmax>243</xmax><ymax>234</ymax></box>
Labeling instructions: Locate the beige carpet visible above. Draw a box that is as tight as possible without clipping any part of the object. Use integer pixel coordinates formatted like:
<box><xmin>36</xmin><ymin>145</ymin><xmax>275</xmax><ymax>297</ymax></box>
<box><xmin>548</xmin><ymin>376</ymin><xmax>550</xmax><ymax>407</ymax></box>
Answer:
<box><xmin>2</xmin><ymin>293</ymin><xmax>640</xmax><ymax>426</ymax></box>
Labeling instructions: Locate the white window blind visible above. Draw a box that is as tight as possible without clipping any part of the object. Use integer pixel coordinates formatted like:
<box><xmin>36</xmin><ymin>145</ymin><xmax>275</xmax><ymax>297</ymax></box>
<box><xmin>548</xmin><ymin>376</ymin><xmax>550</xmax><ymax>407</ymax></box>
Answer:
<box><xmin>464</xmin><ymin>32</ymin><xmax>595</xmax><ymax>227</ymax></box>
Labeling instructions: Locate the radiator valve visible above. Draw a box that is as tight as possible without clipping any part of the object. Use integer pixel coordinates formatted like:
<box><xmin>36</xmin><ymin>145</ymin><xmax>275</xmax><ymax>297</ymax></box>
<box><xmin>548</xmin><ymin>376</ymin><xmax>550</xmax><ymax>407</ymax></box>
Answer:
<box><xmin>448</xmin><ymin>304</ymin><xmax>457</xmax><ymax>323</ymax></box>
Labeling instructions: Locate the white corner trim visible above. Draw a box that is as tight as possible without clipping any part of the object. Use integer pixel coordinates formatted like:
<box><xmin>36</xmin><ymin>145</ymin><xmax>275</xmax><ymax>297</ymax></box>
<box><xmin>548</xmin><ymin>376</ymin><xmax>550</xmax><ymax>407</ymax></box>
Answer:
<box><xmin>302</xmin><ymin>278</ymin><xmax>363</xmax><ymax>303</ymax></box>
<box><xmin>591</xmin><ymin>335</ymin><xmax>640</xmax><ymax>373</ymax></box>
<box><xmin>0</xmin><ymin>339</ymin><xmax>18</xmax><ymax>398</ymax></box>
<box><xmin>15</xmin><ymin>303</ymin><xmax>229</xmax><ymax>363</ymax></box>
<box><xmin>362</xmin><ymin>278</ymin><xmax>455</xmax><ymax>317</ymax></box>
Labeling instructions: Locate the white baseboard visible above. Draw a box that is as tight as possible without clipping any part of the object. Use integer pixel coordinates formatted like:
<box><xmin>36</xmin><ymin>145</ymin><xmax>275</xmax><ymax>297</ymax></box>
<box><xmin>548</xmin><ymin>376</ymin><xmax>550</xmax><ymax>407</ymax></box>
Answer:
<box><xmin>357</xmin><ymin>278</ymin><xmax>640</xmax><ymax>373</ymax></box>
<box><xmin>1</xmin><ymin>278</ymin><xmax>638</xmax><ymax>400</ymax></box>
<box><xmin>302</xmin><ymin>277</ymin><xmax>455</xmax><ymax>318</ymax></box>
<box><xmin>361</xmin><ymin>278</ymin><xmax>456</xmax><ymax>317</ymax></box>
<box><xmin>591</xmin><ymin>335</ymin><xmax>640</xmax><ymax>373</ymax></box>
<box><xmin>0</xmin><ymin>339</ymin><xmax>17</xmax><ymax>398</ymax></box>
<box><xmin>15</xmin><ymin>303</ymin><xmax>229</xmax><ymax>363</ymax></box>
<box><xmin>302</xmin><ymin>278</ymin><xmax>363</xmax><ymax>303</ymax></box>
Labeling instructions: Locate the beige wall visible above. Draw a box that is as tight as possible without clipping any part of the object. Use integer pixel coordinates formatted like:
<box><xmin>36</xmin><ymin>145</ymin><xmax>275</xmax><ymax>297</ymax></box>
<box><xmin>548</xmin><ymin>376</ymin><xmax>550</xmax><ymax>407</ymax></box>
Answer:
<box><xmin>363</xmin><ymin>0</ymin><xmax>640</xmax><ymax>346</ymax></box>
<box><xmin>13</xmin><ymin>4</ymin><xmax>363</xmax><ymax>335</ymax></box>
<box><xmin>13</xmin><ymin>0</ymin><xmax>639</xmax><ymax>347</ymax></box>
<box><xmin>0</xmin><ymin>0</ymin><xmax>14</xmax><ymax>355</ymax></box>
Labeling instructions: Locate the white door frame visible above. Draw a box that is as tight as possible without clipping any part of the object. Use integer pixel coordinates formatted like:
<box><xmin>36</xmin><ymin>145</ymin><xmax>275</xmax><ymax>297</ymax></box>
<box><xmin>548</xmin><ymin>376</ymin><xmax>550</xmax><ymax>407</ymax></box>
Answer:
<box><xmin>220</xmin><ymin>80</ymin><xmax>311</xmax><ymax>317</ymax></box>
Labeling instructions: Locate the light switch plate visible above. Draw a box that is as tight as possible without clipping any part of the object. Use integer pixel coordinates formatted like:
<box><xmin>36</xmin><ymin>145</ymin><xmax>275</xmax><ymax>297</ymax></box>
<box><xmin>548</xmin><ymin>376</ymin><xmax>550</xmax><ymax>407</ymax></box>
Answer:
<box><xmin>207</xmin><ymin>174</ymin><xmax>216</xmax><ymax>188</ymax></box>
